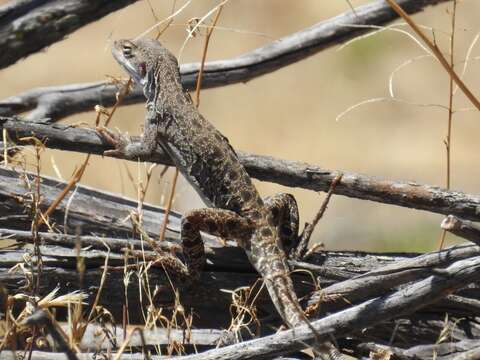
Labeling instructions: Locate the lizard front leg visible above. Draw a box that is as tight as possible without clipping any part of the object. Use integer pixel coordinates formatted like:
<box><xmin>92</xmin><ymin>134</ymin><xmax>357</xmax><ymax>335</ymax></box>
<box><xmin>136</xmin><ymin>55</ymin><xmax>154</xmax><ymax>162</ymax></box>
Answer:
<box><xmin>128</xmin><ymin>208</ymin><xmax>254</xmax><ymax>286</ymax></box>
<box><xmin>180</xmin><ymin>208</ymin><xmax>254</xmax><ymax>280</ymax></box>
<box><xmin>97</xmin><ymin>103</ymin><xmax>159</xmax><ymax>159</ymax></box>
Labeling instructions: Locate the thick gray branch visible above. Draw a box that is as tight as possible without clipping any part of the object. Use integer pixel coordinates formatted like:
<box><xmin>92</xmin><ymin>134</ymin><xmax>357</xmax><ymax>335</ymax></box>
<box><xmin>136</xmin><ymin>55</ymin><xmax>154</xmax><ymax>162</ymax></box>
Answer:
<box><xmin>2</xmin><ymin>118</ymin><xmax>480</xmax><ymax>221</ymax></box>
<box><xmin>0</xmin><ymin>0</ymin><xmax>138</xmax><ymax>70</ymax></box>
<box><xmin>354</xmin><ymin>339</ymin><xmax>480</xmax><ymax>360</ymax></box>
<box><xmin>0</xmin><ymin>0</ymin><xmax>450</xmax><ymax>121</ymax></box>
<box><xmin>3</xmin><ymin>230</ymin><xmax>480</xmax><ymax>348</ymax></box>
<box><xmin>64</xmin><ymin>323</ymin><xmax>234</xmax><ymax>350</ymax></box>
<box><xmin>164</xmin><ymin>256</ymin><xmax>480</xmax><ymax>360</ymax></box>
<box><xmin>308</xmin><ymin>243</ymin><xmax>480</xmax><ymax>312</ymax></box>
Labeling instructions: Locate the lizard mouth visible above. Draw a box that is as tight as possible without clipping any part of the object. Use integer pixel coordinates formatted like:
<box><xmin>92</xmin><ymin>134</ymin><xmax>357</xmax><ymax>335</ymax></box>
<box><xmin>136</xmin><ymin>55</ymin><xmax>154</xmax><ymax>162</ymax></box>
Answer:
<box><xmin>121</xmin><ymin>61</ymin><xmax>145</xmax><ymax>85</ymax></box>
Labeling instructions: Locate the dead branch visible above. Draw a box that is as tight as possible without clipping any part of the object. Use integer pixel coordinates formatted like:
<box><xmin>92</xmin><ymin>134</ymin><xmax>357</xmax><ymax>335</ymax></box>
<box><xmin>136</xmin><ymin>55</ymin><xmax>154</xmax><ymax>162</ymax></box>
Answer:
<box><xmin>2</xmin><ymin>120</ymin><xmax>480</xmax><ymax>221</ymax></box>
<box><xmin>0</xmin><ymin>0</ymin><xmax>450</xmax><ymax>121</ymax></box>
<box><xmin>0</xmin><ymin>168</ymin><xmax>478</xmax><ymax>343</ymax></box>
<box><xmin>308</xmin><ymin>243</ymin><xmax>480</xmax><ymax>312</ymax></box>
<box><xmin>140</xmin><ymin>256</ymin><xmax>480</xmax><ymax>360</ymax></box>
<box><xmin>0</xmin><ymin>165</ymin><xmax>181</xmax><ymax>239</ymax></box>
<box><xmin>0</xmin><ymin>351</ymin><xmax>157</xmax><ymax>360</ymax></box>
<box><xmin>441</xmin><ymin>215</ymin><xmax>480</xmax><ymax>246</ymax></box>
<box><xmin>1</xmin><ymin>151</ymin><xmax>478</xmax><ymax>358</ymax></box>
<box><xmin>2</xmin><ymin>238</ymin><xmax>479</xmax><ymax>352</ymax></box>
<box><xmin>0</xmin><ymin>0</ymin><xmax>138</xmax><ymax>70</ymax></box>
<box><xmin>353</xmin><ymin>339</ymin><xmax>480</xmax><ymax>360</ymax></box>
<box><xmin>61</xmin><ymin>323</ymin><xmax>235</xmax><ymax>350</ymax></box>
<box><xmin>3</xmin><ymin>340</ymin><xmax>480</xmax><ymax>360</ymax></box>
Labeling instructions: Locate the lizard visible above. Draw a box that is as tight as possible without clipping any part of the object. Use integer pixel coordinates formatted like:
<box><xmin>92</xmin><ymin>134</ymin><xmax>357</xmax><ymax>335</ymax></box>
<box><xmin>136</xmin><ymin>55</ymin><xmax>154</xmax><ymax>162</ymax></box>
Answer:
<box><xmin>98</xmin><ymin>37</ymin><xmax>342</xmax><ymax>359</ymax></box>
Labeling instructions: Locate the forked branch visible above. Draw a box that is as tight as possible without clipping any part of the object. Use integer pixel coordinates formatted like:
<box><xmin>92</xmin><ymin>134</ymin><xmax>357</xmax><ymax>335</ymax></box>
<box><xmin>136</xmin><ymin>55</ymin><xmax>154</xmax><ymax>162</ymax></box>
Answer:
<box><xmin>0</xmin><ymin>0</ymin><xmax>451</xmax><ymax>121</ymax></box>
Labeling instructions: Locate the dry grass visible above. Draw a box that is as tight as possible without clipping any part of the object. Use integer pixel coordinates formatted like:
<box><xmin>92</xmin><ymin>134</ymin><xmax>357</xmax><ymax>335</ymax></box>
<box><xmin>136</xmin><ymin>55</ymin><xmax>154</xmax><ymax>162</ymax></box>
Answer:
<box><xmin>0</xmin><ymin>0</ymin><xmax>479</xmax><ymax>358</ymax></box>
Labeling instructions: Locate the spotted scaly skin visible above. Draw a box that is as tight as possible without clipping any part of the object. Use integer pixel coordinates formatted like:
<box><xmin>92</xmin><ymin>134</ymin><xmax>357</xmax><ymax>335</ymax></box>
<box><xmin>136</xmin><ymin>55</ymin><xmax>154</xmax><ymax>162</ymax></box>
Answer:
<box><xmin>104</xmin><ymin>38</ymin><xmax>341</xmax><ymax>359</ymax></box>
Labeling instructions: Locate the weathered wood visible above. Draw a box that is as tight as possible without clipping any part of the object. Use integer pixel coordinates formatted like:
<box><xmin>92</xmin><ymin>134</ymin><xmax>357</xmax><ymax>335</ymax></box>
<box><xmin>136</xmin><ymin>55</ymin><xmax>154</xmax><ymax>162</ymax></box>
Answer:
<box><xmin>0</xmin><ymin>166</ymin><xmax>181</xmax><ymax>240</ymax></box>
<box><xmin>126</xmin><ymin>256</ymin><xmax>480</xmax><ymax>360</ymax></box>
<box><xmin>2</xmin><ymin>238</ymin><xmax>479</xmax><ymax>345</ymax></box>
<box><xmin>0</xmin><ymin>161</ymin><xmax>479</xmax><ymax>358</ymax></box>
<box><xmin>452</xmin><ymin>345</ymin><xmax>480</xmax><ymax>360</ymax></box>
<box><xmin>0</xmin><ymin>351</ymin><xmax>308</xmax><ymax>360</ymax></box>
<box><xmin>2</xmin><ymin>338</ymin><xmax>480</xmax><ymax>360</ymax></box>
<box><xmin>0</xmin><ymin>351</ymin><xmax>162</xmax><ymax>360</ymax></box>
<box><xmin>353</xmin><ymin>339</ymin><xmax>480</xmax><ymax>360</ymax></box>
<box><xmin>0</xmin><ymin>242</ymin><xmax>393</xmax><ymax>328</ymax></box>
<box><xmin>0</xmin><ymin>263</ymin><xmax>260</xmax><ymax>328</ymax></box>
<box><xmin>2</xmin><ymin>122</ymin><xmax>480</xmax><ymax>222</ymax></box>
<box><xmin>351</xmin><ymin>316</ymin><xmax>480</xmax><ymax>351</ymax></box>
<box><xmin>65</xmin><ymin>324</ymin><xmax>235</xmax><ymax>350</ymax></box>
<box><xmin>3</xmin><ymin>258</ymin><xmax>479</xmax><ymax>359</ymax></box>
<box><xmin>309</xmin><ymin>243</ymin><xmax>480</xmax><ymax>312</ymax></box>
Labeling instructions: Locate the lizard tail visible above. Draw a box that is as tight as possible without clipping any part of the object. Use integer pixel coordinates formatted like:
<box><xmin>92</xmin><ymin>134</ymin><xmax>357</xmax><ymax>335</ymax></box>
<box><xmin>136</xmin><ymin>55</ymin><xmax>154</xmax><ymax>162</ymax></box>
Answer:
<box><xmin>263</xmin><ymin>270</ymin><xmax>344</xmax><ymax>360</ymax></box>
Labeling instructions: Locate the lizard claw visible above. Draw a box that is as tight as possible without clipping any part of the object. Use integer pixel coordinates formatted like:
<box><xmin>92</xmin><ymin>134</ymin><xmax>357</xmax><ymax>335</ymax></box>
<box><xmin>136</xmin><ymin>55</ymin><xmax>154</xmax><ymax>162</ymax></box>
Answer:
<box><xmin>96</xmin><ymin>126</ymin><xmax>132</xmax><ymax>157</ymax></box>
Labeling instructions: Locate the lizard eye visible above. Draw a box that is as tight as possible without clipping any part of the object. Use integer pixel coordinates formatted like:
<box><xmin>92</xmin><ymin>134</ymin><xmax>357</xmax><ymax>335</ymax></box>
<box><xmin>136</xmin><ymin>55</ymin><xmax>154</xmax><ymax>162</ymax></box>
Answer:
<box><xmin>122</xmin><ymin>44</ymin><xmax>133</xmax><ymax>58</ymax></box>
<box><xmin>139</xmin><ymin>62</ymin><xmax>146</xmax><ymax>77</ymax></box>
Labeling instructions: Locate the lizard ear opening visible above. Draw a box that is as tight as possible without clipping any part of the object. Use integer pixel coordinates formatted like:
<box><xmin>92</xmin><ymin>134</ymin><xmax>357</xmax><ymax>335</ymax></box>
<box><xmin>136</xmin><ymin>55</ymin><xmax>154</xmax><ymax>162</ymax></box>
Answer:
<box><xmin>139</xmin><ymin>62</ymin><xmax>147</xmax><ymax>78</ymax></box>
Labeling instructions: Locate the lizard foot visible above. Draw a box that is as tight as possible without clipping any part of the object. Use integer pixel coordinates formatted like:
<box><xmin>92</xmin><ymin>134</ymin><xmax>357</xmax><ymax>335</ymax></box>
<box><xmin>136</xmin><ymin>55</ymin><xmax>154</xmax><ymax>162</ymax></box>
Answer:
<box><xmin>126</xmin><ymin>247</ymin><xmax>192</xmax><ymax>283</ymax></box>
<box><xmin>96</xmin><ymin>126</ymin><xmax>133</xmax><ymax>157</ymax></box>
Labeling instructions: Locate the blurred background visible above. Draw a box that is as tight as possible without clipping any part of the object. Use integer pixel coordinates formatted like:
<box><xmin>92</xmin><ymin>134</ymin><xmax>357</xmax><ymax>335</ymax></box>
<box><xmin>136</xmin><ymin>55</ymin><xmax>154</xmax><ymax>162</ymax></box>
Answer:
<box><xmin>0</xmin><ymin>0</ymin><xmax>479</xmax><ymax>252</ymax></box>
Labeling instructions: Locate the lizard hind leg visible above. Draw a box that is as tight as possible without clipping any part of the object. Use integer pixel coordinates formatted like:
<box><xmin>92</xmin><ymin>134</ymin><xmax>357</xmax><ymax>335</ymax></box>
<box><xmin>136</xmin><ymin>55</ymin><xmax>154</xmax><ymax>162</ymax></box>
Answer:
<box><xmin>264</xmin><ymin>193</ymin><xmax>300</xmax><ymax>256</ymax></box>
<box><xmin>263</xmin><ymin>195</ymin><xmax>344</xmax><ymax>360</ymax></box>
<box><xmin>181</xmin><ymin>208</ymin><xmax>254</xmax><ymax>280</ymax></box>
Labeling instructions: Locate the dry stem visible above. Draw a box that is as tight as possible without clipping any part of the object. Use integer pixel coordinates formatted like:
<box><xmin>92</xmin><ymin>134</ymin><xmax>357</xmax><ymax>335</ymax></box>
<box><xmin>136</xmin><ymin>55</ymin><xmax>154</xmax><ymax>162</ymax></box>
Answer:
<box><xmin>385</xmin><ymin>0</ymin><xmax>480</xmax><ymax>111</ymax></box>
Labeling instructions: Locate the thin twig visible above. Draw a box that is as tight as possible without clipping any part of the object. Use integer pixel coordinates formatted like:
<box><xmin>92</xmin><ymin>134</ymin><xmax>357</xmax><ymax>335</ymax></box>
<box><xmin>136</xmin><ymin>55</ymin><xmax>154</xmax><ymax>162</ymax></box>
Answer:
<box><xmin>438</xmin><ymin>0</ymin><xmax>457</xmax><ymax>250</ymax></box>
<box><xmin>39</xmin><ymin>154</ymin><xmax>90</xmax><ymax>226</ymax></box>
<box><xmin>158</xmin><ymin>168</ymin><xmax>179</xmax><ymax>242</ymax></box>
<box><xmin>194</xmin><ymin>4</ymin><xmax>224</xmax><ymax>107</ymax></box>
<box><xmin>293</xmin><ymin>174</ymin><xmax>343</xmax><ymax>260</ymax></box>
<box><xmin>385</xmin><ymin>0</ymin><xmax>480</xmax><ymax>112</ymax></box>
<box><xmin>446</xmin><ymin>0</ymin><xmax>457</xmax><ymax>191</ymax></box>
<box><xmin>113</xmin><ymin>327</ymin><xmax>150</xmax><ymax>360</ymax></box>
<box><xmin>155</xmin><ymin>1</ymin><xmax>178</xmax><ymax>40</ymax></box>
<box><xmin>31</xmin><ymin>140</ymin><xmax>44</xmax><ymax>296</ymax></box>
<box><xmin>104</xmin><ymin>78</ymin><xmax>132</xmax><ymax>127</ymax></box>
<box><xmin>38</xmin><ymin>74</ymin><xmax>133</xmax><ymax>226</ymax></box>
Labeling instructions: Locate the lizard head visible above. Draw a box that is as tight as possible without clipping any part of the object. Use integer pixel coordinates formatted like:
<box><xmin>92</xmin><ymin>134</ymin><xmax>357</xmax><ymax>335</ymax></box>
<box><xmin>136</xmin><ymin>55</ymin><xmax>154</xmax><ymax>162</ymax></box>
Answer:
<box><xmin>112</xmin><ymin>38</ymin><xmax>179</xmax><ymax>87</ymax></box>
